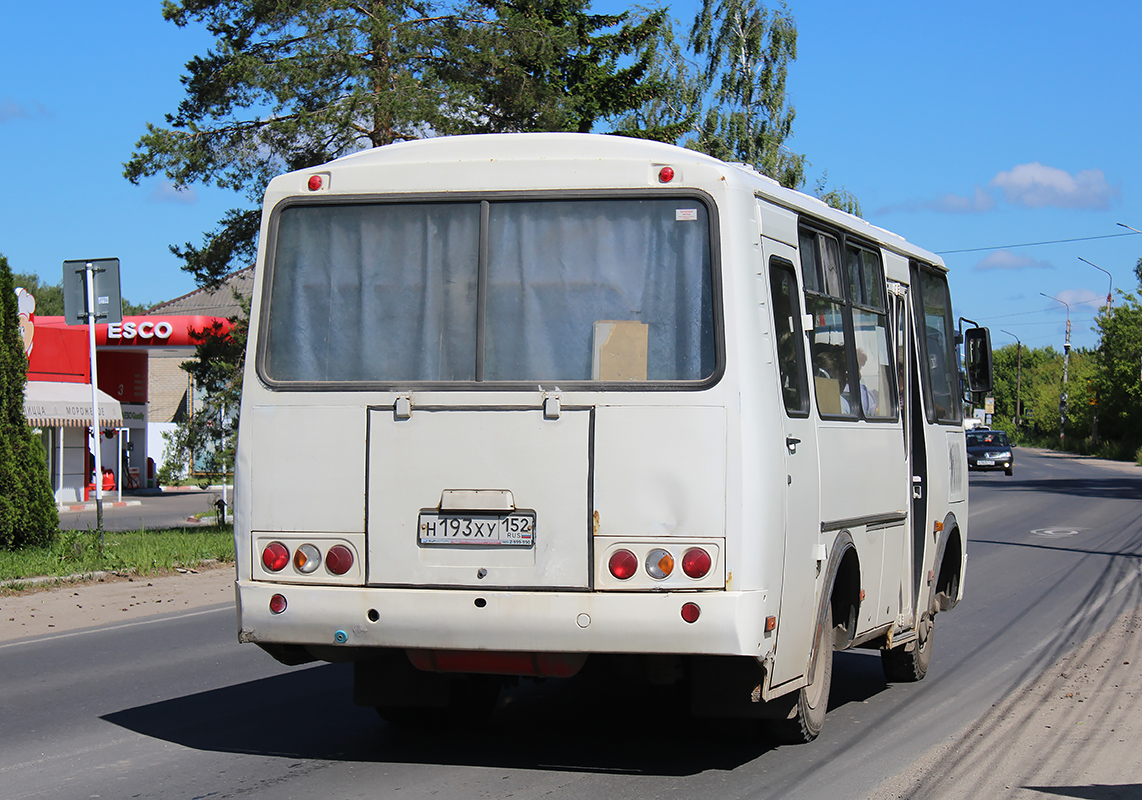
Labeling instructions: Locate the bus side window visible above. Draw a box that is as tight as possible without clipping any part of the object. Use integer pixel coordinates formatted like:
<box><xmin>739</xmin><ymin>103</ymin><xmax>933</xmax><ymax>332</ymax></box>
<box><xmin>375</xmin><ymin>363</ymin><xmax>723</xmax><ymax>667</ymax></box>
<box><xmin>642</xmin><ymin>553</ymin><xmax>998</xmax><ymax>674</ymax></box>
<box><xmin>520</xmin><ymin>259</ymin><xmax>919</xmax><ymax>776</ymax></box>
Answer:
<box><xmin>768</xmin><ymin>259</ymin><xmax>809</xmax><ymax>415</ymax></box>
<box><xmin>800</xmin><ymin>229</ymin><xmax>856</xmax><ymax>418</ymax></box>
<box><xmin>846</xmin><ymin>245</ymin><xmax>897</xmax><ymax>420</ymax></box>
<box><xmin>912</xmin><ymin>265</ymin><xmax>961</xmax><ymax>424</ymax></box>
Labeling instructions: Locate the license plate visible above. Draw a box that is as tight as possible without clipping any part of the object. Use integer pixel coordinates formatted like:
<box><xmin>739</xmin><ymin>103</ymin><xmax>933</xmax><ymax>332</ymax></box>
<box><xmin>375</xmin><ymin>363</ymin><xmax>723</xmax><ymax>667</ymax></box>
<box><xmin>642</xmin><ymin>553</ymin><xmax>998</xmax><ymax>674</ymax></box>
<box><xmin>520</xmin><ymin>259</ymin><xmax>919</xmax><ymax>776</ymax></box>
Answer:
<box><xmin>418</xmin><ymin>511</ymin><xmax>535</xmax><ymax>547</ymax></box>
<box><xmin>977</xmin><ymin>459</ymin><xmax>995</xmax><ymax>466</ymax></box>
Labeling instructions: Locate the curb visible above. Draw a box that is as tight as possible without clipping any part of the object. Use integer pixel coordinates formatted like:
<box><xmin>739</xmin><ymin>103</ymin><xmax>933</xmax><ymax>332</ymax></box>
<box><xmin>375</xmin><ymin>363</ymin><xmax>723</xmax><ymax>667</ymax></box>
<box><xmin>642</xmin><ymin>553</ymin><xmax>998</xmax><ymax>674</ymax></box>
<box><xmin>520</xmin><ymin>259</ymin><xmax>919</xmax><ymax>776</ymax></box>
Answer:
<box><xmin>1</xmin><ymin>560</ymin><xmax>224</xmax><ymax>592</ymax></box>
<box><xmin>58</xmin><ymin>500</ymin><xmax>143</xmax><ymax>512</ymax></box>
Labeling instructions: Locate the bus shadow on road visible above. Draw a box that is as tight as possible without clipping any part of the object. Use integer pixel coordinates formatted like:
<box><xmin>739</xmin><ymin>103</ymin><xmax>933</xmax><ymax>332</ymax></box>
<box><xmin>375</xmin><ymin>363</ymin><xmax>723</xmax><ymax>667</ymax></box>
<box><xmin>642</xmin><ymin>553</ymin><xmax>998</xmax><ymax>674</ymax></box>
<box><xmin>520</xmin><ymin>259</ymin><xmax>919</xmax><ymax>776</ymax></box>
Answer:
<box><xmin>102</xmin><ymin>651</ymin><xmax>892</xmax><ymax>776</ymax></box>
<box><xmin>974</xmin><ymin>474</ymin><xmax>1142</xmax><ymax>500</ymax></box>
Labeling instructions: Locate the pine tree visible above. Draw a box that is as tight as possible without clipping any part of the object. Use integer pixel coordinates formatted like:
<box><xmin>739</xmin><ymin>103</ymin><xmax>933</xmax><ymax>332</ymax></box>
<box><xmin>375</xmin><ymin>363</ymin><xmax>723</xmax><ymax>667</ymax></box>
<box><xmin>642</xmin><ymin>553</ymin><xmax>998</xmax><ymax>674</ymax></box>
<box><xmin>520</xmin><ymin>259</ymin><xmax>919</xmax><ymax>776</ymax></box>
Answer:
<box><xmin>436</xmin><ymin>0</ymin><xmax>672</xmax><ymax>136</ymax></box>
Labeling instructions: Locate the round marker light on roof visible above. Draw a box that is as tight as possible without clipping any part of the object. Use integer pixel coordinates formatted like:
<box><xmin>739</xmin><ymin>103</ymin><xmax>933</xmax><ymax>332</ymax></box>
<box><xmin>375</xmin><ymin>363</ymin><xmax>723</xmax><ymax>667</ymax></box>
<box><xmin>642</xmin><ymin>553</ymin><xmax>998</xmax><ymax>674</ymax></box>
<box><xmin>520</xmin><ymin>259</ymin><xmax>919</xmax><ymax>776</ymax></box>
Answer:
<box><xmin>307</xmin><ymin>174</ymin><xmax>324</xmax><ymax>191</ymax></box>
<box><xmin>269</xmin><ymin>593</ymin><xmax>287</xmax><ymax>614</ymax></box>
<box><xmin>294</xmin><ymin>543</ymin><xmax>321</xmax><ymax>574</ymax></box>
<box><xmin>608</xmin><ymin>549</ymin><xmax>638</xmax><ymax>580</ymax></box>
<box><xmin>681</xmin><ymin>602</ymin><xmax>701</xmax><ymax>623</ymax></box>
<box><xmin>658</xmin><ymin>166</ymin><xmax>675</xmax><ymax>183</ymax></box>
<box><xmin>645</xmin><ymin>548</ymin><xmax>675</xmax><ymax>580</ymax></box>
<box><xmin>262</xmin><ymin>541</ymin><xmax>289</xmax><ymax>572</ymax></box>
<box><xmin>326</xmin><ymin>544</ymin><xmax>354</xmax><ymax>575</ymax></box>
<box><xmin>681</xmin><ymin>547</ymin><xmax>712</xmax><ymax>579</ymax></box>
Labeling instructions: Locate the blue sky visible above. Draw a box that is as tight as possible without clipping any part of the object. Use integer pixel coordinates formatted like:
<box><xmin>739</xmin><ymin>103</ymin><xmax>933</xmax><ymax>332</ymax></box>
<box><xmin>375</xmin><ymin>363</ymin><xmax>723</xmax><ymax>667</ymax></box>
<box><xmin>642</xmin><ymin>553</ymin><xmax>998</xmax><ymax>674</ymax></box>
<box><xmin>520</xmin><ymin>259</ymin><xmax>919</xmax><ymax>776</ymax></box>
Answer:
<box><xmin>2</xmin><ymin>1</ymin><xmax>1139</xmax><ymax>351</ymax></box>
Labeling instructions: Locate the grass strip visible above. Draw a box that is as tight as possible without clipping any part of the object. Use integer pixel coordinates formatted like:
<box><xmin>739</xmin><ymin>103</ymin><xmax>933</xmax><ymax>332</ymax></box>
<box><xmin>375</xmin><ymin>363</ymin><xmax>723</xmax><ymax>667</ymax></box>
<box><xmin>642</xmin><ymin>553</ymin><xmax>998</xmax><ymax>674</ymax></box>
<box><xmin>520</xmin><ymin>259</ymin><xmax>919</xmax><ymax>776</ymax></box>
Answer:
<box><xmin>0</xmin><ymin>526</ymin><xmax>236</xmax><ymax>587</ymax></box>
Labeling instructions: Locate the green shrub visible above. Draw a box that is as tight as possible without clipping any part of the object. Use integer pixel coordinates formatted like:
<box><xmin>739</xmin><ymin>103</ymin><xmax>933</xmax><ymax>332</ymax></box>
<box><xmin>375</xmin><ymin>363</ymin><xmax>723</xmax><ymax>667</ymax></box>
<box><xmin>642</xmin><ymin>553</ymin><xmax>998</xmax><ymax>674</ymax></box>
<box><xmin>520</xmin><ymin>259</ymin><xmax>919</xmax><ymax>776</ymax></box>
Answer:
<box><xmin>0</xmin><ymin>255</ymin><xmax>59</xmax><ymax>550</ymax></box>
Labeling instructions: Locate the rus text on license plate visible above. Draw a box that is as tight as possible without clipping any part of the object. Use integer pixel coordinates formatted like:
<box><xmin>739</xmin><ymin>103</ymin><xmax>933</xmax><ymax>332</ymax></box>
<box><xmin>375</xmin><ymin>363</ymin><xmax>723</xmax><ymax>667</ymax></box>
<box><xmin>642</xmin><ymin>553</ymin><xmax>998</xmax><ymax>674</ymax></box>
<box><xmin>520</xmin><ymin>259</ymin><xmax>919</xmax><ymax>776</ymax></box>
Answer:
<box><xmin>418</xmin><ymin>511</ymin><xmax>535</xmax><ymax>547</ymax></box>
<box><xmin>978</xmin><ymin>459</ymin><xmax>995</xmax><ymax>466</ymax></box>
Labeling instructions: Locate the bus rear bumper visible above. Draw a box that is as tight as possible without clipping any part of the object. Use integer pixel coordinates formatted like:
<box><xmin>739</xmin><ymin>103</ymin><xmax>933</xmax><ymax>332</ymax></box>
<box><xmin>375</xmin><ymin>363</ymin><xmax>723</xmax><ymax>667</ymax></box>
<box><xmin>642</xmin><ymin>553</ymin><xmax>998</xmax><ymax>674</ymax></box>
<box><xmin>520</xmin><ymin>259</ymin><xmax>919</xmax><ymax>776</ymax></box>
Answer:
<box><xmin>236</xmin><ymin>580</ymin><xmax>771</xmax><ymax>659</ymax></box>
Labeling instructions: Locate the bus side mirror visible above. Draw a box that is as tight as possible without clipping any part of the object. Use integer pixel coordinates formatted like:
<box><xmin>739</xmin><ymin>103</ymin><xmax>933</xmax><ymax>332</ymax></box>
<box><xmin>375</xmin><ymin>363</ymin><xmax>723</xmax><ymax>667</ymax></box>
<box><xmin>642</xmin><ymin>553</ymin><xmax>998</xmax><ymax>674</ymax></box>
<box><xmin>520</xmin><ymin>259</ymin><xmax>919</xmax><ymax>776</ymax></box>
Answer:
<box><xmin>963</xmin><ymin>327</ymin><xmax>993</xmax><ymax>393</ymax></box>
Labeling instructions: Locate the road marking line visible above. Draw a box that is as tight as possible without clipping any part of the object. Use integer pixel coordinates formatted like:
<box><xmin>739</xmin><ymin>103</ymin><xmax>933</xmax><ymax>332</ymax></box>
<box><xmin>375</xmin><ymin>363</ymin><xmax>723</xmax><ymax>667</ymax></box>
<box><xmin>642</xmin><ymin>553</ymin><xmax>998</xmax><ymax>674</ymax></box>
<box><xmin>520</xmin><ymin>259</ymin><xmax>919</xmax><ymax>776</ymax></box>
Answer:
<box><xmin>0</xmin><ymin>604</ymin><xmax>232</xmax><ymax>650</ymax></box>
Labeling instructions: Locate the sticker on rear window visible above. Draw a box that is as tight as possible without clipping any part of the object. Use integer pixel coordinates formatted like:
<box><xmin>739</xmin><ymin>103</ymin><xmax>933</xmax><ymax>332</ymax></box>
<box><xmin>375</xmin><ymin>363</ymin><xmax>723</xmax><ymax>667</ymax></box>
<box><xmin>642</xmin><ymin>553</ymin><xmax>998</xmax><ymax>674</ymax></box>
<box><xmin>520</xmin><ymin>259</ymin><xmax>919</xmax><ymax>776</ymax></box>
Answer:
<box><xmin>676</xmin><ymin>209</ymin><xmax>698</xmax><ymax>221</ymax></box>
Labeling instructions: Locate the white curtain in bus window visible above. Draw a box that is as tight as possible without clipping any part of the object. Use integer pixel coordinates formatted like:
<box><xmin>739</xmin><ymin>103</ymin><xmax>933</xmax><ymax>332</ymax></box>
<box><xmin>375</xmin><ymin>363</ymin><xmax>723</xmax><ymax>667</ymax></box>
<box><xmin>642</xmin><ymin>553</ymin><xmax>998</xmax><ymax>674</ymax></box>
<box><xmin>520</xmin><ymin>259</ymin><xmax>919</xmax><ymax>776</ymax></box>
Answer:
<box><xmin>265</xmin><ymin>203</ymin><xmax>481</xmax><ymax>381</ymax></box>
<box><xmin>799</xmin><ymin>229</ymin><xmax>845</xmax><ymax>297</ymax></box>
<box><xmin>916</xmin><ymin>268</ymin><xmax>960</xmax><ymax>422</ymax></box>
<box><xmin>483</xmin><ymin>199</ymin><xmax>715</xmax><ymax>381</ymax></box>
<box><xmin>847</xmin><ymin>246</ymin><xmax>896</xmax><ymax>420</ymax></box>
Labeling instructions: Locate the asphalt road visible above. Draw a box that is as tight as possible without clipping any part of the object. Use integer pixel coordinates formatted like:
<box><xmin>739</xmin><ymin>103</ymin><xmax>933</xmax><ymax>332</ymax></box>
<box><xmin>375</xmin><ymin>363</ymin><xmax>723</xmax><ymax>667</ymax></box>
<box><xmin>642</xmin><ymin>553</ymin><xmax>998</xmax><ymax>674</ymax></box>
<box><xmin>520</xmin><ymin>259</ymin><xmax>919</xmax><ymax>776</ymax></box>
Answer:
<box><xmin>3</xmin><ymin>449</ymin><xmax>1140</xmax><ymax>799</ymax></box>
<box><xmin>57</xmin><ymin>486</ymin><xmax>231</xmax><ymax>531</ymax></box>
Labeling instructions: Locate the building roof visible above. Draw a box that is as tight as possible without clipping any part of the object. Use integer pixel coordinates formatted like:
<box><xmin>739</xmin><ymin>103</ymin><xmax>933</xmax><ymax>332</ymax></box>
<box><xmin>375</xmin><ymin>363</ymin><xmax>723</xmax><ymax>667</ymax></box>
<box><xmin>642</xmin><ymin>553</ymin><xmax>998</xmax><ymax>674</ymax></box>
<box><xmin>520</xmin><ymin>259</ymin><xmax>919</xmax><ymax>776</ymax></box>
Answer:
<box><xmin>148</xmin><ymin>266</ymin><xmax>254</xmax><ymax>318</ymax></box>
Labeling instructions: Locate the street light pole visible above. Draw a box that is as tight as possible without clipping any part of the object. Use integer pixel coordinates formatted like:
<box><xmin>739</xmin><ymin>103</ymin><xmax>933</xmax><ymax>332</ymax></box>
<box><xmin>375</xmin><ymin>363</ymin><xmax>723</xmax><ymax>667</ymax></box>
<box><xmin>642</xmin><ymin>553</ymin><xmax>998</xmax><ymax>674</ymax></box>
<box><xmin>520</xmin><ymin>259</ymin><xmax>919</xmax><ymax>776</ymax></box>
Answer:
<box><xmin>1078</xmin><ymin>257</ymin><xmax>1113</xmax><ymax>310</ymax></box>
<box><xmin>1001</xmin><ymin>329</ymin><xmax>1022</xmax><ymax>428</ymax></box>
<box><xmin>1040</xmin><ymin>293</ymin><xmax>1071</xmax><ymax>444</ymax></box>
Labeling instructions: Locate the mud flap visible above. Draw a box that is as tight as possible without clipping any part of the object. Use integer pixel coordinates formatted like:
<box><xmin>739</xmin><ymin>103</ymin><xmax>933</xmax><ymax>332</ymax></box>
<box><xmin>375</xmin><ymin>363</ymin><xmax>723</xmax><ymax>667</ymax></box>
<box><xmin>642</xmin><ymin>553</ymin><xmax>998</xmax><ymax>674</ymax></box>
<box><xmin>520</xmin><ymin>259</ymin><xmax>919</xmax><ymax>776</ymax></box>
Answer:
<box><xmin>689</xmin><ymin>655</ymin><xmax>798</xmax><ymax>720</ymax></box>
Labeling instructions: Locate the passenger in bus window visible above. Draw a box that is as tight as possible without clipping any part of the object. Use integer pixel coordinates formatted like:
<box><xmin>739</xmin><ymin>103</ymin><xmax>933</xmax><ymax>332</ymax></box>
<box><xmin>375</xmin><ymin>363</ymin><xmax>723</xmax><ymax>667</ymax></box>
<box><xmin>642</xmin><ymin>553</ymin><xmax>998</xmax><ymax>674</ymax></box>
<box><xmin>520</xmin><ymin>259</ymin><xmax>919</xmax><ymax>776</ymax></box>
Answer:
<box><xmin>855</xmin><ymin>349</ymin><xmax>878</xmax><ymax>416</ymax></box>
<box><xmin>812</xmin><ymin>343</ymin><xmax>854</xmax><ymax>415</ymax></box>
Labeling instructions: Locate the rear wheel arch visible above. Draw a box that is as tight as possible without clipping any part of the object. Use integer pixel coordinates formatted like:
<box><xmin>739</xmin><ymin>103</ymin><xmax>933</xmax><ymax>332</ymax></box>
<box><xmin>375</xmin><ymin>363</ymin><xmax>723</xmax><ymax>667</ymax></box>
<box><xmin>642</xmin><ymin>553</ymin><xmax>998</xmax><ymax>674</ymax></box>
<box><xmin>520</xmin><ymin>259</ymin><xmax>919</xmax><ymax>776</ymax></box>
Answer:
<box><xmin>828</xmin><ymin>537</ymin><xmax>862</xmax><ymax>651</ymax></box>
<box><xmin>931</xmin><ymin>513</ymin><xmax>964</xmax><ymax>613</ymax></box>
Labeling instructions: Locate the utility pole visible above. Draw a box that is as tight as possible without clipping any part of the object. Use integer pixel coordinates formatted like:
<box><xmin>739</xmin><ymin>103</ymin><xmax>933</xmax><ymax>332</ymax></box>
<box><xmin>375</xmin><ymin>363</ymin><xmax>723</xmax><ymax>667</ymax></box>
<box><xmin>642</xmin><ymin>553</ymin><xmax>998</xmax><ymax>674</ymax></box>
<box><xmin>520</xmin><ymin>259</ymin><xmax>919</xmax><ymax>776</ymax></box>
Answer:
<box><xmin>1040</xmin><ymin>293</ymin><xmax>1070</xmax><ymax>444</ymax></box>
<box><xmin>1001</xmin><ymin>330</ymin><xmax>1022</xmax><ymax>428</ymax></box>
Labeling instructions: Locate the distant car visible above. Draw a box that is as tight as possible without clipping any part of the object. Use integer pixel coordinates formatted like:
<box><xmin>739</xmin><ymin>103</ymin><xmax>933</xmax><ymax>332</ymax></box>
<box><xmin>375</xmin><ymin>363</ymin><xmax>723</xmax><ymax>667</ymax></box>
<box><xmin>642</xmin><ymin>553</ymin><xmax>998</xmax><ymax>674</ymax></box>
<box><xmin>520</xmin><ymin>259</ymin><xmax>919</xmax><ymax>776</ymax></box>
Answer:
<box><xmin>966</xmin><ymin>429</ymin><xmax>1013</xmax><ymax>476</ymax></box>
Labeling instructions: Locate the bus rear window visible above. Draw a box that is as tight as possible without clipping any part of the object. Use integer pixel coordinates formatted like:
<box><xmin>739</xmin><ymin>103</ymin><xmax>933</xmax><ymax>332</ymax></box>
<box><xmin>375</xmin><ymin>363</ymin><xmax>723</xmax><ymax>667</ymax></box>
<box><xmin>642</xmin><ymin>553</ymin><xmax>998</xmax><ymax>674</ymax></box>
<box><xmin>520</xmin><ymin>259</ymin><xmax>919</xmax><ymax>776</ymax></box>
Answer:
<box><xmin>261</xmin><ymin>197</ymin><xmax>717</xmax><ymax>385</ymax></box>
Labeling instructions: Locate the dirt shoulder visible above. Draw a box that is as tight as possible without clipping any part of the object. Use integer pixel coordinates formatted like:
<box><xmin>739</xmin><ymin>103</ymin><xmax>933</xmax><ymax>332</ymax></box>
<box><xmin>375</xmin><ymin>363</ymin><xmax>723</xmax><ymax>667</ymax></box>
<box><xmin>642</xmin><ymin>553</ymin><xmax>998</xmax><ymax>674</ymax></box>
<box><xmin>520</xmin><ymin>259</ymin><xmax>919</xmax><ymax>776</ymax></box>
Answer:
<box><xmin>864</xmin><ymin>450</ymin><xmax>1142</xmax><ymax>799</ymax></box>
<box><xmin>0</xmin><ymin>564</ymin><xmax>236</xmax><ymax>644</ymax></box>
<box><xmin>864</xmin><ymin>602</ymin><xmax>1142</xmax><ymax>799</ymax></box>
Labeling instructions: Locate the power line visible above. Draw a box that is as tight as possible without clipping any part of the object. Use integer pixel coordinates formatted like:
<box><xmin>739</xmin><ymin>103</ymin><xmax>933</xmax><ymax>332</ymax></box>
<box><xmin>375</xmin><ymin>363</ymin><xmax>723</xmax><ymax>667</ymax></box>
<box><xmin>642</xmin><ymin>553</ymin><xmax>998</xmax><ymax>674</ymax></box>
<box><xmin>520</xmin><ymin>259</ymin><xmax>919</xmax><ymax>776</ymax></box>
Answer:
<box><xmin>936</xmin><ymin>231</ymin><xmax>1138</xmax><ymax>255</ymax></box>
<box><xmin>969</xmin><ymin>297</ymin><xmax>1106</xmax><ymax>323</ymax></box>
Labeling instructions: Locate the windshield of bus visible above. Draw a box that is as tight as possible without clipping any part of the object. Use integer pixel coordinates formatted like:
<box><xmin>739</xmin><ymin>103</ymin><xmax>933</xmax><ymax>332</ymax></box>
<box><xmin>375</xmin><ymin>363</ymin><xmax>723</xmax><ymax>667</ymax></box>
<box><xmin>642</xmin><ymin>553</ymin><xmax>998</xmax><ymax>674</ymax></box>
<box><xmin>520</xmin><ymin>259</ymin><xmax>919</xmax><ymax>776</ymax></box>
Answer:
<box><xmin>260</xmin><ymin>197</ymin><xmax>717</xmax><ymax>386</ymax></box>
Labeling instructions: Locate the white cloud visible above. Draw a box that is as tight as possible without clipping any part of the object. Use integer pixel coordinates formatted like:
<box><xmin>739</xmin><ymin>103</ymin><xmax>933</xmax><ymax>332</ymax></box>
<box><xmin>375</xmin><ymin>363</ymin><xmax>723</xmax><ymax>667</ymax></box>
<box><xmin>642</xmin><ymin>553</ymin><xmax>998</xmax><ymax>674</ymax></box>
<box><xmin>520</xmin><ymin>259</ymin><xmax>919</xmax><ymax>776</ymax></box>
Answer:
<box><xmin>149</xmin><ymin>181</ymin><xmax>197</xmax><ymax>205</ymax></box>
<box><xmin>975</xmin><ymin>250</ymin><xmax>1053</xmax><ymax>272</ymax></box>
<box><xmin>1054</xmin><ymin>288</ymin><xmax>1102</xmax><ymax>309</ymax></box>
<box><xmin>989</xmin><ymin>162</ymin><xmax>1118</xmax><ymax>210</ymax></box>
<box><xmin>879</xmin><ymin>162</ymin><xmax>1118</xmax><ymax>216</ymax></box>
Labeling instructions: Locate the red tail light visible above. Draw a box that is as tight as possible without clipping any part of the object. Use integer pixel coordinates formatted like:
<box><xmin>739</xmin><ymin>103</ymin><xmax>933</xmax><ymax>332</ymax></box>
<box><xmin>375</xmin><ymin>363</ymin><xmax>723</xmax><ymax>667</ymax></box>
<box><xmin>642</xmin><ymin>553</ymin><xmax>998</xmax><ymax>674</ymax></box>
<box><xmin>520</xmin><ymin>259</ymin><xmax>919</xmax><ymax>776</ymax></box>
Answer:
<box><xmin>681</xmin><ymin>602</ymin><xmax>701</xmax><ymax>623</ymax></box>
<box><xmin>326</xmin><ymin>544</ymin><xmax>354</xmax><ymax>575</ymax></box>
<box><xmin>681</xmin><ymin>548</ymin><xmax>712</xmax><ymax>579</ymax></box>
<box><xmin>608</xmin><ymin>549</ymin><xmax>638</xmax><ymax>580</ymax></box>
<box><xmin>269</xmin><ymin>593</ymin><xmax>287</xmax><ymax>614</ymax></box>
<box><xmin>262</xmin><ymin>541</ymin><xmax>289</xmax><ymax>572</ymax></box>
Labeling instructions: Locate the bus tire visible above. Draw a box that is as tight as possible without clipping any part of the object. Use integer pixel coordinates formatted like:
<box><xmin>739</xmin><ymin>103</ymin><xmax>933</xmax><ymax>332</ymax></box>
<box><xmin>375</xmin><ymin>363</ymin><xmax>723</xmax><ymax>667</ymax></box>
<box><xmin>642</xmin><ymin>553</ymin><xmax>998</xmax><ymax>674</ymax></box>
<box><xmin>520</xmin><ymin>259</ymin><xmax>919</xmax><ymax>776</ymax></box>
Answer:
<box><xmin>881</xmin><ymin>613</ymin><xmax>932</xmax><ymax>682</ymax></box>
<box><xmin>771</xmin><ymin>605</ymin><xmax>833</xmax><ymax>743</ymax></box>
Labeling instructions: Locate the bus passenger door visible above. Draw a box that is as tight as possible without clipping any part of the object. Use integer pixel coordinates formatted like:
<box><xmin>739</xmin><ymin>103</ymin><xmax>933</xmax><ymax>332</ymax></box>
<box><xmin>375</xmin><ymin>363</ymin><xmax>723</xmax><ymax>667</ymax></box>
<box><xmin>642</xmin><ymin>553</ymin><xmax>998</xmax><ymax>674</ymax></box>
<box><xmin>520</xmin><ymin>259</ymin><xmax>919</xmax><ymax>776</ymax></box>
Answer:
<box><xmin>765</xmin><ymin>252</ymin><xmax>821</xmax><ymax>689</ymax></box>
<box><xmin>894</xmin><ymin>284</ymin><xmax>925</xmax><ymax>625</ymax></box>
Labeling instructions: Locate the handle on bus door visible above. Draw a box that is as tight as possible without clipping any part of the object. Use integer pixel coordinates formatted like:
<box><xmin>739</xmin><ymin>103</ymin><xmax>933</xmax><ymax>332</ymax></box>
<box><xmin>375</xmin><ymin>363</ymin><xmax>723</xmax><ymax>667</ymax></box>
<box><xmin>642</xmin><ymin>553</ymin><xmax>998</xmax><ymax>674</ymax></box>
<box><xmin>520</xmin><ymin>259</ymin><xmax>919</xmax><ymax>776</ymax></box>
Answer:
<box><xmin>786</xmin><ymin>436</ymin><xmax>801</xmax><ymax>452</ymax></box>
<box><xmin>912</xmin><ymin>475</ymin><xmax>923</xmax><ymax>499</ymax></box>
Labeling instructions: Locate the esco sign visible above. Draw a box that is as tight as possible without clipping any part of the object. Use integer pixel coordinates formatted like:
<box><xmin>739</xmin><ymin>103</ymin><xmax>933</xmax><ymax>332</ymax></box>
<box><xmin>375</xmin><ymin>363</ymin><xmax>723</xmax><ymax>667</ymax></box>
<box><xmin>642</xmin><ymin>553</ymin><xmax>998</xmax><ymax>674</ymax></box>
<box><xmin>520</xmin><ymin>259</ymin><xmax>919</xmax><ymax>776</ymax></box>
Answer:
<box><xmin>106</xmin><ymin>320</ymin><xmax>175</xmax><ymax>340</ymax></box>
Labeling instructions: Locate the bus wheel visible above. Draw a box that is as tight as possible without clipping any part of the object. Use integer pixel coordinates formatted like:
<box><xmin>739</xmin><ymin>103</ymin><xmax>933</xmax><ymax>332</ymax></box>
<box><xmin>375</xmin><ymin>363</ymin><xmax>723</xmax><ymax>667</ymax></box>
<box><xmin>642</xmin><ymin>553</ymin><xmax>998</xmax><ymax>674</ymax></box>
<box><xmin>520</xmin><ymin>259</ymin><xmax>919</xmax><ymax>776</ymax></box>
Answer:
<box><xmin>771</xmin><ymin>605</ymin><xmax>833</xmax><ymax>743</ymax></box>
<box><xmin>376</xmin><ymin>675</ymin><xmax>500</xmax><ymax>729</ymax></box>
<box><xmin>881</xmin><ymin>613</ymin><xmax>932</xmax><ymax>682</ymax></box>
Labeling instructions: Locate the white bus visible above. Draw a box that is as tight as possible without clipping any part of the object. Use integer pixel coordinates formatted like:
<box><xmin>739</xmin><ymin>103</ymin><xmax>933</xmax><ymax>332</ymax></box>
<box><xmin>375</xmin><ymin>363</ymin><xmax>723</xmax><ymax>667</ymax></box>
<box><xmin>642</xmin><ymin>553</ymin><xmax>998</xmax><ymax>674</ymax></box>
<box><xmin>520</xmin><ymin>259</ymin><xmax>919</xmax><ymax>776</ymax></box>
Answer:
<box><xmin>234</xmin><ymin>133</ymin><xmax>992</xmax><ymax>742</ymax></box>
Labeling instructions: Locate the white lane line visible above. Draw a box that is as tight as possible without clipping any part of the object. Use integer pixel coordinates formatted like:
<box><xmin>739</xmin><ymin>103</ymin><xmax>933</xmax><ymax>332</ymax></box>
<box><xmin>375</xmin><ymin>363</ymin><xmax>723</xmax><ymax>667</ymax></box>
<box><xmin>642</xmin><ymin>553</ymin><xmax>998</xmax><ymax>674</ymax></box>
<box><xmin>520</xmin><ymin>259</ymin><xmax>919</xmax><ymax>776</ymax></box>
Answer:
<box><xmin>0</xmin><ymin>604</ymin><xmax>233</xmax><ymax>650</ymax></box>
